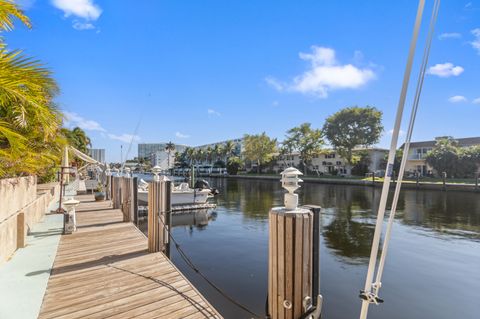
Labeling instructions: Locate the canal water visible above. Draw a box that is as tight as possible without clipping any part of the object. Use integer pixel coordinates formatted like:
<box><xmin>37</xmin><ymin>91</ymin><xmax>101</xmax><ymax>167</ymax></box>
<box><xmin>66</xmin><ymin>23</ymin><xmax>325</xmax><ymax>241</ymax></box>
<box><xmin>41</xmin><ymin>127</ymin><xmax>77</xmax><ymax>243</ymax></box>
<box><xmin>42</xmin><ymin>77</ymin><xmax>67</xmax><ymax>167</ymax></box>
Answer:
<box><xmin>145</xmin><ymin>177</ymin><xmax>480</xmax><ymax>319</ymax></box>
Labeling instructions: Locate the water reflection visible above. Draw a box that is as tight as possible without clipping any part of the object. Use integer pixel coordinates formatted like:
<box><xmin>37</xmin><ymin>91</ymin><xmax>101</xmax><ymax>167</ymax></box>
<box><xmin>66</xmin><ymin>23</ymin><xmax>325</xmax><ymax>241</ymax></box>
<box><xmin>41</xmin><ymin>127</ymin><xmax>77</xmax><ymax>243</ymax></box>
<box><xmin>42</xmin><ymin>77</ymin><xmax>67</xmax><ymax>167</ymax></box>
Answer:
<box><xmin>172</xmin><ymin>209</ymin><xmax>216</xmax><ymax>229</ymax></box>
<box><xmin>140</xmin><ymin>177</ymin><xmax>480</xmax><ymax>319</ymax></box>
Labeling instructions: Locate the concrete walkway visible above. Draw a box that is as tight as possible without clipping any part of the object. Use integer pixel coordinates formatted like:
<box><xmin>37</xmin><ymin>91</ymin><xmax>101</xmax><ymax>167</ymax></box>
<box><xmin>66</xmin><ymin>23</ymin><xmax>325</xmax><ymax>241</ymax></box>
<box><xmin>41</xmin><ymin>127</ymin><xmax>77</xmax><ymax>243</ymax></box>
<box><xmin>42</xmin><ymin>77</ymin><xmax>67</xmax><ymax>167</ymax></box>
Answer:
<box><xmin>0</xmin><ymin>211</ymin><xmax>63</xmax><ymax>319</ymax></box>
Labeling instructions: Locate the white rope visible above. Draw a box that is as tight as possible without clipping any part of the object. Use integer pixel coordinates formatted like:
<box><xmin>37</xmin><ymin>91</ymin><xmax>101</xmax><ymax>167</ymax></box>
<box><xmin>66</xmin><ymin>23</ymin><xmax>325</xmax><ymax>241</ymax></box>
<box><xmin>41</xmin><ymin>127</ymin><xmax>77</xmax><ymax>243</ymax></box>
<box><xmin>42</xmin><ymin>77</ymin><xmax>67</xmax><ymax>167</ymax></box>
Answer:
<box><xmin>373</xmin><ymin>0</ymin><xmax>441</xmax><ymax>298</ymax></box>
<box><xmin>359</xmin><ymin>1</ymin><xmax>426</xmax><ymax>318</ymax></box>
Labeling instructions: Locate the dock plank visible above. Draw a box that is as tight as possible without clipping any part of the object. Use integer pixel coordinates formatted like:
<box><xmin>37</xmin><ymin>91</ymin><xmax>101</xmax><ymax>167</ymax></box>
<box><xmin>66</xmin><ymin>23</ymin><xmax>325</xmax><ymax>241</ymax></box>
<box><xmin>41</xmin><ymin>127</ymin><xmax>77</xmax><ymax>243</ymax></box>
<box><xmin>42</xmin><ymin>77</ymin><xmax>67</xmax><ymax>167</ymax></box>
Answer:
<box><xmin>39</xmin><ymin>195</ymin><xmax>221</xmax><ymax>319</ymax></box>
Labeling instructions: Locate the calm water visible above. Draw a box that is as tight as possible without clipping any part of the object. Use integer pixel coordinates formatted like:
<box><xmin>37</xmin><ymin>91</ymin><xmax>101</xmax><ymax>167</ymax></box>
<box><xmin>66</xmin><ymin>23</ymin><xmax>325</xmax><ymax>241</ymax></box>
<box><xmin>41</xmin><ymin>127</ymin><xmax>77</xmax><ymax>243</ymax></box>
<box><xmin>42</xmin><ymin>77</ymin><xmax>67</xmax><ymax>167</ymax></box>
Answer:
<box><xmin>145</xmin><ymin>177</ymin><xmax>480</xmax><ymax>319</ymax></box>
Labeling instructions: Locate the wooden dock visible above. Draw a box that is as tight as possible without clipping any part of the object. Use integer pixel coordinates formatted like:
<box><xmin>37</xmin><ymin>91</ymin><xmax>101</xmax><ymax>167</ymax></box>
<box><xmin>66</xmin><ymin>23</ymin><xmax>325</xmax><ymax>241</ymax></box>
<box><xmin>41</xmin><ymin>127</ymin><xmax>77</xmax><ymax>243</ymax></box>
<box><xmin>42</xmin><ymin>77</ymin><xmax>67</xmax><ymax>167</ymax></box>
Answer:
<box><xmin>38</xmin><ymin>195</ymin><xmax>222</xmax><ymax>319</ymax></box>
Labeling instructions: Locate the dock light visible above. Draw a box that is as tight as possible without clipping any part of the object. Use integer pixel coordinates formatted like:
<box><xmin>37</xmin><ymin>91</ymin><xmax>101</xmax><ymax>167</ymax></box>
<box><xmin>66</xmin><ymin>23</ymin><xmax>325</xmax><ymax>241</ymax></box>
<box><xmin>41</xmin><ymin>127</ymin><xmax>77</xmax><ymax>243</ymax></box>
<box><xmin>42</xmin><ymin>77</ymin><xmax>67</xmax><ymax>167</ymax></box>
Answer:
<box><xmin>124</xmin><ymin>167</ymin><xmax>131</xmax><ymax>177</ymax></box>
<box><xmin>105</xmin><ymin>167</ymin><xmax>112</xmax><ymax>176</ymax></box>
<box><xmin>63</xmin><ymin>198</ymin><xmax>80</xmax><ymax>234</ymax></box>
<box><xmin>152</xmin><ymin>165</ymin><xmax>162</xmax><ymax>181</ymax></box>
<box><xmin>280</xmin><ymin>167</ymin><xmax>303</xmax><ymax>210</ymax></box>
<box><xmin>112</xmin><ymin>167</ymin><xmax>119</xmax><ymax>176</ymax></box>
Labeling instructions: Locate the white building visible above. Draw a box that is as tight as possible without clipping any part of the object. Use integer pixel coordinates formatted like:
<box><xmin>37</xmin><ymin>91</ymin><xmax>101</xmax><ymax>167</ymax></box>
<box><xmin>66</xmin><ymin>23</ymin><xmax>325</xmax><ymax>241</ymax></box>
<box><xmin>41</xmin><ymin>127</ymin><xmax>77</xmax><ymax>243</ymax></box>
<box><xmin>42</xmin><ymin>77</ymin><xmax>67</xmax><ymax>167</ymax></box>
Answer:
<box><xmin>272</xmin><ymin>148</ymin><xmax>388</xmax><ymax>176</ymax></box>
<box><xmin>138</xmin><ymin>143</ymin><xmax>187</xmax><ymax>160</ymax></box>
<box><xmin>402</xmin><ymin>136</ymin><xmax>480</xmax><ymax>176</ymax></box>
<box><xmin>150</xmin><ymin>150</ymin><xmax>175</xmax><ymax>171</ymax></box>
<box><xmin>87</xmin><ymin>148</ymin><xmax>105</xmax><ymax>163</ymax></box>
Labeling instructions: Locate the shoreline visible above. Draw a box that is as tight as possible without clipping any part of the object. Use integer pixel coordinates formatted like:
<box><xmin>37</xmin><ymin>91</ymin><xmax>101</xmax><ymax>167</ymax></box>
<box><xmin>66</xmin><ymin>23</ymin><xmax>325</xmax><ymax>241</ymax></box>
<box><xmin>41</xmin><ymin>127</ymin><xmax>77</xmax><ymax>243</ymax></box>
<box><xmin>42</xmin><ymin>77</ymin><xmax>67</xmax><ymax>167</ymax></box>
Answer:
<box><xmin>205</xmin><ymin>174</ymin><xmax>480</xmax><ymax>193</ymax></box>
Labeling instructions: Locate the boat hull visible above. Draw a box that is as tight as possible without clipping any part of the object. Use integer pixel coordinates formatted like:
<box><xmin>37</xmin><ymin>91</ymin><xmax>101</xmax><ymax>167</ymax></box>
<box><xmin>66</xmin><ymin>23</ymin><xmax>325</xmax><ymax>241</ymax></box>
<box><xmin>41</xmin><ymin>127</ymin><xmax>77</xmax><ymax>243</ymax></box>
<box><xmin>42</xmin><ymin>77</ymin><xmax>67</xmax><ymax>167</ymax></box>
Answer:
<box><xmin>137</xmin><ymin>189</ymin><xmax>211</xmax><ymax>206</ymax></box>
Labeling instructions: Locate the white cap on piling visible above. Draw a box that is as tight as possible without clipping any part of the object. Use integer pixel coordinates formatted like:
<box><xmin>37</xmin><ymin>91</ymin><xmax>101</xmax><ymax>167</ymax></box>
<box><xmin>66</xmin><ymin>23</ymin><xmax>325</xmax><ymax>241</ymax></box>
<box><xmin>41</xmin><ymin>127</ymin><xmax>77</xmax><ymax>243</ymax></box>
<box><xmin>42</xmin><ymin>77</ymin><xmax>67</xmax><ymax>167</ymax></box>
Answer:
<box><xmin>280</xmin><ymin>167</ymin><xmax>303</xmax><ymax>210</ymax></box>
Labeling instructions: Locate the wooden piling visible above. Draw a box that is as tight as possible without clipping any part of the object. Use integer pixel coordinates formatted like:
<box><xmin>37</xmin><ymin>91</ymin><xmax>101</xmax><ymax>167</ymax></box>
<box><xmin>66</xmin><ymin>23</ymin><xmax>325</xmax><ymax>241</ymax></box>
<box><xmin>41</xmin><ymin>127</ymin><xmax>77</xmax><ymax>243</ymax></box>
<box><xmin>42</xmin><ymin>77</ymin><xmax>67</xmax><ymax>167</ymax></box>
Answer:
<box><xmin>268</xmin><ymin>207</ymin><xmax>313</xmax><ymax>319</ymax></box>
<box><xmin>147</xmin><ymin>180</ymin><xmax>171</xmax><ymax>253</ymax></box>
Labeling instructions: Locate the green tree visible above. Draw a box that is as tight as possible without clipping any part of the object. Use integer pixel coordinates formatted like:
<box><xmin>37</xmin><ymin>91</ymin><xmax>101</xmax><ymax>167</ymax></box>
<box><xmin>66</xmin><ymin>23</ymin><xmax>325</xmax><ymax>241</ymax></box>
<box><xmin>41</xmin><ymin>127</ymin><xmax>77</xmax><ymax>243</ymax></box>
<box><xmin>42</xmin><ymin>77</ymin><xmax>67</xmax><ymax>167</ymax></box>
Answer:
<box><xmin>351</xmin><ymin>151</ymin><xmax>371</xmax><ymax>176</ymax></box>
<box><xmin>283</xmin><ymin>123</ymin><xmax>323</xmax><ymax>173</ymax></box>
<box><xmin>323</xmin><ymin>106</ymin><xmax>383</xmax><ymax>170</ymax></box>
<box><xmin>226</xmin><ymin>156</ymin><xmax>242</xmax><ymax>175</ymax></box>
<box><xmin>223</xmin><ymin>140</ymin><xmax>236</xmax><ymax>161</ymax></box>
<box><xmin>425</xmin><ymin>138</ymin><xmax>459</xmax><ymax>178</ymax></box>
<box><xmin>0</xmin><ymin>0</ymin><xmax>63</xmax><ymax>179</ymax></box>
<box><xmin>205</xmin><ymin>146</ymin><xmax>213</xmax><ymax>164</ymax></box>
<box><xmin>380</xmin><ymin>149</ymin><xmax>403</xmax><ymax>175</ymax></box>
<box><xmin>243</xmin><ymin>132</ymin><xmax>277</xmax><ymax>173</ymax></box>
<box><xmin>186</xmin><ymin>147</ymin><xmax>195</xmax><ymax>165</ymax></box>
<box><xmin>165</xmin><ymin>141</ymin><xmax>175</xmax><ymax>169</ymax></box>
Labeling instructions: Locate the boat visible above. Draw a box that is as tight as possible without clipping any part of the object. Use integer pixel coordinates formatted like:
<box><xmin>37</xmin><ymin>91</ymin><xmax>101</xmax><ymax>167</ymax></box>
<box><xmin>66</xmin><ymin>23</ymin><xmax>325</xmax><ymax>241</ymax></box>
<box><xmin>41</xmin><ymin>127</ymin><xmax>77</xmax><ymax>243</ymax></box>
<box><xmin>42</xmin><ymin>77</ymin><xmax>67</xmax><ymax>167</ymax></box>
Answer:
<box><xmin>137</xmin><ymin>176</ymin><xmax>217</xmax><ymax>206</ymax></box>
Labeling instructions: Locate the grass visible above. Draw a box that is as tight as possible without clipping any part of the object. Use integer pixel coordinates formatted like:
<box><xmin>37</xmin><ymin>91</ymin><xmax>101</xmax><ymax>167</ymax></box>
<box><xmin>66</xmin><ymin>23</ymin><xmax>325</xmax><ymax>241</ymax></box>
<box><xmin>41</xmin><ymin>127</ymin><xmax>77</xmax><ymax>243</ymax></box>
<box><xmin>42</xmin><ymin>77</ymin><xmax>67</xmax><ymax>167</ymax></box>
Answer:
<box><xmin>236</xmin><ymin>172</ymin><xmax>478</xmax><ymax>185</ymax></box>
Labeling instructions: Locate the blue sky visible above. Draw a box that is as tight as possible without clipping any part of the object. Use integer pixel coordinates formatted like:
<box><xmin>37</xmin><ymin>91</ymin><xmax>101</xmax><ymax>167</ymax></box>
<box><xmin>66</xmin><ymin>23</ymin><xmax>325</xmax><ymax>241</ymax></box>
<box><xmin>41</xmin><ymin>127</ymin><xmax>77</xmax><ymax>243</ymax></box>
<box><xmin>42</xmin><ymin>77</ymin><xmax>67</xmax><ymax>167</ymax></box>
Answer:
<box><xmin>7</xmin><ymin>0</ymin><xmax>480</xmax><ymax>162</ymax></box>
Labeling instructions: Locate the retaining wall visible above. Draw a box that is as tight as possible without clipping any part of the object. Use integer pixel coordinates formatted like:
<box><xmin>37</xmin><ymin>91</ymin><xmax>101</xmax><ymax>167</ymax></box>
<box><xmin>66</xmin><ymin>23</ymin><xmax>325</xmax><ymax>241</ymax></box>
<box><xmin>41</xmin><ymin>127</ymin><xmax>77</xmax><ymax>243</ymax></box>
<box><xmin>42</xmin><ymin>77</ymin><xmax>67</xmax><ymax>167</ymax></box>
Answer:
<box><xmin>0</xmin><ymin>177</ymin><xmax>59</xmax><ymax>265</ymax></box>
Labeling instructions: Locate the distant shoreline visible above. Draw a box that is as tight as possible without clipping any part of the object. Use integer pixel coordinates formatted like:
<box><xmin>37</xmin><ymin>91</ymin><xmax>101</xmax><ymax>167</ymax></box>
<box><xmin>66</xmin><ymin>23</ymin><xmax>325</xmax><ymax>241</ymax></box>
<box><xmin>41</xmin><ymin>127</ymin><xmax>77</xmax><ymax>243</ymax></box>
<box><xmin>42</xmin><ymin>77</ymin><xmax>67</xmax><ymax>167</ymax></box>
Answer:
<box><xmin>205</xmin><ymin>173</ymin><xmax>480</xmax><ymax>193</ymax></box>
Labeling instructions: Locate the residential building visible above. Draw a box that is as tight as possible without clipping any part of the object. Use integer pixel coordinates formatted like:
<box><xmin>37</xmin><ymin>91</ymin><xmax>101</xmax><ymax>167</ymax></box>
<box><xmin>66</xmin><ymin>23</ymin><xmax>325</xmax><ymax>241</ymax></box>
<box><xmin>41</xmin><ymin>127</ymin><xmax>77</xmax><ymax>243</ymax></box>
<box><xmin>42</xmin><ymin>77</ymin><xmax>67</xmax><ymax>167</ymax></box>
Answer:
<box><xmin>87</xmin><ymin>148</ymin><xmax>105</xmax><ymax>163</ymax></box>
<box><xmin>402</xmin><ymin>136</ymin><xmax>480</xmax><ymax>176</ymax></box>
<box><xmin>150</xmin><ymin>150</ymin><xmax>175</xmax><ymax>171</ymax></box>
<box><xmin>272</xmin><ymin>148</ymin><xmax>388</xmax><ymax>175</ymax></box>
<box><xmin>138</xmin><ymin>143</ymin><xmax>187</xmax><ymax>160</ymax></box>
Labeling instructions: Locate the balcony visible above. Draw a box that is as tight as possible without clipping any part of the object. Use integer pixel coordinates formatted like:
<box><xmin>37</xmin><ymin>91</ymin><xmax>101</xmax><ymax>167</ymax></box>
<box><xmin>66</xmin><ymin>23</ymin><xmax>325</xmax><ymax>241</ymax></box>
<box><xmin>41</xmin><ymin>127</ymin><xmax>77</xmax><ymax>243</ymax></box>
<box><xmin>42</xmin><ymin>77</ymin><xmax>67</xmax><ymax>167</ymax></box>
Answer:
<box><xmin>409</xmin><ymin>153</ymin><xmax>426</xmax><ymax>160</ymax></box>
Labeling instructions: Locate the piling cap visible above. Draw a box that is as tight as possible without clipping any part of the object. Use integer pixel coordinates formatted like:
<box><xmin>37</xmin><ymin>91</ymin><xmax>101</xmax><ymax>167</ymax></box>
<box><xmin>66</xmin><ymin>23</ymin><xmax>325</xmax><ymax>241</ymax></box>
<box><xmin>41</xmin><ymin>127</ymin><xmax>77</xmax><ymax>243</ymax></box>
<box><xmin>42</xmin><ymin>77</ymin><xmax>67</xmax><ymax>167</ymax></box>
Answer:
<box><xmin>280</xmin><ymin>167</ymin><xmax>303</xmax><ymax>176</ymax></box>
<box><xmin>280</xmin><ymin>167</ymin><xmax>303</xmax><ymax>195</ymax></box>
<box><xmin>63</xmin><ymin>199</ymin><xmax>80</xmax><ymax>209</ymax></box>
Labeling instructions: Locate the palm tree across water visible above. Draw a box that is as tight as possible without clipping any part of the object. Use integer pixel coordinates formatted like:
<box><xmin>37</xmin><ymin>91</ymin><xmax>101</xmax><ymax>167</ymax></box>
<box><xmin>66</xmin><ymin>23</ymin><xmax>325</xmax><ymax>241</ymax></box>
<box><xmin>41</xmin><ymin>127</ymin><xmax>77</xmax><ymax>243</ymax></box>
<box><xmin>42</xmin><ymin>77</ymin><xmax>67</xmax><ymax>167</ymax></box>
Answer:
<box><xmin>165</xmin><ymin>141</ymin><xmax>175</xmax><ymax>169</ymax></box>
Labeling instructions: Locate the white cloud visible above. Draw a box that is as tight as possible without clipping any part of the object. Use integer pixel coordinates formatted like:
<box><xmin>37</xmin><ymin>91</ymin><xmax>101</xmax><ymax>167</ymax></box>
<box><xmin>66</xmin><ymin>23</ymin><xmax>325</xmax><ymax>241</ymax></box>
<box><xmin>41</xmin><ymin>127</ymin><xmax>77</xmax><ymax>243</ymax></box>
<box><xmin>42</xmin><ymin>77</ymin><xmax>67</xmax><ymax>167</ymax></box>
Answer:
<box><xmin>51</xmin><ymin>0</ymin><xmax>102</xmax><ymax>20</ymax></box>
<box><xmin>72</xmin><ymin>21</ymin><xmax>95</xmax><ymax>30</ymax></box>
<box><xmin>471</xmin><ymin>28</ymin><xmax>480</xmax><ymax>55</ymax></box>
<box><xmin>265</xmin><ymin>76</ymin><xmax>285</xmax><ymax>91</ymax></box>
<box><xmin>107</xmin><ymin>133</ymin><xmax>141</xmax><ymax>143</ymax></box>
<box><xmin>427</xmin><ymin>63</ymin><xmax>464</xmax><ymax>77</ymax></box>
<box><xmin>272</xmin><ymin>101</ymin><xmax>279</xmax><ymax>107</ymax></box>
<box><xmin>175</xmin><ymin>132</ymin><xmax>190</xmax><ymax>138</ymax></box>
<box><xmin>472</xmin><ymin>97</ymin><xmax>480</xmax><ymax>104</ymax></box>
<box><xmin>207</xmin><ymin>108</ymin><xmax>221</xmax><ymax>116</ymax></box>
<box><xmin>266</xmin><ymin>46</ymin><xmax>375</xmax><ymax>98</ymax></box>
<box><xmin>438</xmin><ymin>32</ymin><xmax>462</xmax><ymax>40</ymax></box>
<box><xmin>465</xmin><ymin>2</ymin><xmax>472</xmax><ymax>8</ymax></box>
<box><xmin>448</xmin><ymin>95</ymin><xmax>468</xmax><ymax>103</ymax></box>
<box><xmin>64</xmin><ymin>111</ymin><xmax>105</xmax><ymax>132</ymax></box>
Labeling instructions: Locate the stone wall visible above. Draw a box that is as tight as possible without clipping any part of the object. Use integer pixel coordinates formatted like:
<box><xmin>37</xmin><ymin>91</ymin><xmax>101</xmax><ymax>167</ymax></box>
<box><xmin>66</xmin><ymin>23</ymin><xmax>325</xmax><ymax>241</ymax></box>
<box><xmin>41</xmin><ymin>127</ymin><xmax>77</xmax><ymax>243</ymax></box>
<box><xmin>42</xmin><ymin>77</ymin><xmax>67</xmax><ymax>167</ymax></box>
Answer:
<box><xmin>0</xmin><ymin>177</ymin><xmax>59</xmax><ymax>265</ymax></box>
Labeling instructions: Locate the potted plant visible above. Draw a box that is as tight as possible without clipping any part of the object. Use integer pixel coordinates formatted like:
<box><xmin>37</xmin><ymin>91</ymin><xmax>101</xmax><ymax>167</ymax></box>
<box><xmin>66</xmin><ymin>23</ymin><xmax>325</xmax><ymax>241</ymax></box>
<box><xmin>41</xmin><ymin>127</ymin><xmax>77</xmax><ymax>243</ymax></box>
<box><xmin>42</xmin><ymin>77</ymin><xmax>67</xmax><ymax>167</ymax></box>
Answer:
<box><xmin>94</xmin><ymin>183</ymin><xmax>106</xmax><ymax>201</ymax></box>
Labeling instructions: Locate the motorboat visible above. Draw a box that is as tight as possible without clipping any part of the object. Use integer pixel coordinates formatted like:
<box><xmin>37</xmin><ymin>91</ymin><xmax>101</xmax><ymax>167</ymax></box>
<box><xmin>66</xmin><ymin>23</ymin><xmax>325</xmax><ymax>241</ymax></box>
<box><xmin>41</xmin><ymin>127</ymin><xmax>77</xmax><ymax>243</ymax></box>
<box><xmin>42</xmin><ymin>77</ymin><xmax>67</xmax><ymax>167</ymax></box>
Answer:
<box><xmin>137</xmin><ymin>177</ymin><xmax>217</xmax><ymax>206</ymax></box>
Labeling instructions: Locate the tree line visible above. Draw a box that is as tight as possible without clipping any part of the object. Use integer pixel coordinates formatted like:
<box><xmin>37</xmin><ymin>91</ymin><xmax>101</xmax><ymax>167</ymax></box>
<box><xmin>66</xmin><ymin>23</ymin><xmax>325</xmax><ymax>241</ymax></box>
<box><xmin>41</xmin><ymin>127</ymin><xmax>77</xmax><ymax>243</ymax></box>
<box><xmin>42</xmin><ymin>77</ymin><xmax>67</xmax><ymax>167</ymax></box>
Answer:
<box><xmin>174</xmin><ymin>106</ymin><xmax>384</xmax><ymax>175</ymax></box>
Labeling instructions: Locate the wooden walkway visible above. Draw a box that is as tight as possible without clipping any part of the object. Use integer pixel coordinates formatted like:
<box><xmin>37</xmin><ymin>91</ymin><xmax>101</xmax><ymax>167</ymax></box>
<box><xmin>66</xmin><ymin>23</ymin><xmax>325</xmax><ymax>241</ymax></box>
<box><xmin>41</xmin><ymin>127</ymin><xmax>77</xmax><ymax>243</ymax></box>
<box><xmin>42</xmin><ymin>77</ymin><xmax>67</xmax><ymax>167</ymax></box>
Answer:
<box><xmin>39</xmin><ymin>195</ymin><xmax>222</xmax><ymax>319</ymax></box>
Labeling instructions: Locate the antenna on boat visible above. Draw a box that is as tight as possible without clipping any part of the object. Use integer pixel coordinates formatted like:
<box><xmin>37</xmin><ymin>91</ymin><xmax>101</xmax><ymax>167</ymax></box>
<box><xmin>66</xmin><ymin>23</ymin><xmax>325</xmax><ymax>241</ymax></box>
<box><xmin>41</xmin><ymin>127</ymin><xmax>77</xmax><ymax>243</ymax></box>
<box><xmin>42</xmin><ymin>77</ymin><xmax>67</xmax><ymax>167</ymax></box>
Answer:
<box><xmin>359</xmin><ymin>0</ymin><xmax>440</xmax><ymax>318</ymax></box>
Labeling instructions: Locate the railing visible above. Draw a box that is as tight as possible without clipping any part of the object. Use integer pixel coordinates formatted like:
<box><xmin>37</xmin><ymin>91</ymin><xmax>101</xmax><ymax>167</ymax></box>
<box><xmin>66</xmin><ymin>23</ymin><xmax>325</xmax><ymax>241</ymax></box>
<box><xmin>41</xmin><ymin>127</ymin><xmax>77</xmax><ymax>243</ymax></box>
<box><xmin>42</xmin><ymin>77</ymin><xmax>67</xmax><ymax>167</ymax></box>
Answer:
<box><xmin>409</xmin><ymin>153</ymin><xmax>426</xmax><ymax>160</ymax></box>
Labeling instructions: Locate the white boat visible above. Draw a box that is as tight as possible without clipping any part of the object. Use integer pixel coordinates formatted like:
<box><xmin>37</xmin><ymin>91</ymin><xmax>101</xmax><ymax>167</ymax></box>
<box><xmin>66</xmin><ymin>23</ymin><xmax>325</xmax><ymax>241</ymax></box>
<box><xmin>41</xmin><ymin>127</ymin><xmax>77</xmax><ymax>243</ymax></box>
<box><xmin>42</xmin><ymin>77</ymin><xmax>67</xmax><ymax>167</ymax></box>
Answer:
<box><xmin>137</xmin><ymin>178</ymin><xmax>213</xmax><ymax>206</ymax></box>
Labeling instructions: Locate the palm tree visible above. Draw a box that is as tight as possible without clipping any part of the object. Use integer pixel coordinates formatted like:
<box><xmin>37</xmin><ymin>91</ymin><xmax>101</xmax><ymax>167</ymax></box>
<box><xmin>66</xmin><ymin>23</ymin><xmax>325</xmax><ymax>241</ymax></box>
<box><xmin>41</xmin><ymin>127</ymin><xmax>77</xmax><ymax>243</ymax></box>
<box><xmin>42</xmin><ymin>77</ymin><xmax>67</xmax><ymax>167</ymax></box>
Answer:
<box><xmin>186</xmin><ymin>147</ymin><xmax>195</xmax><ymax>165</ymax></box>
<box><xmin>206</xmin><ymin>146</ymin><xmax>213</xmax><ymax>164</ymax></box>
<box><xmin>213</xmin><ymin>144</ymin><xmax>221</xmax><ymax>162</ymax></box>
<box><xmin>223</xmin><ymin>140</ymin><xmax>236</xmax><ymax>161</ymax></box>
<box><xmin>0</xmin><ymin>0</ymin><xmax>62</xmax><ymax>179</ymax></box>
<box><xmin>165</xmin><ymin>141</ymin><xmax>175</xmax><ymax>169</ymax></box>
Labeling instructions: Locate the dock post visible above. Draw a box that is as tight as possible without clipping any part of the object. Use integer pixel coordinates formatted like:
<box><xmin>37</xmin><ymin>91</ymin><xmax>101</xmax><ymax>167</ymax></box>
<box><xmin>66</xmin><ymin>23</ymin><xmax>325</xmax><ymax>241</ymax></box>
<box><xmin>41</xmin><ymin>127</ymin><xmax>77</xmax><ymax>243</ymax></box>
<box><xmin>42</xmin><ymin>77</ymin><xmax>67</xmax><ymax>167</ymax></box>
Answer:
<box><xmin>148</xmin><ymin>180</ymin><xmax>171</xmax><ymax>253</ymax></box>
<box><xmin>164</xmin><ymin>181</ymin><xmax>172</xmax><ymax>258</ymax></box>
<box><xmin>132</xmin><ymin>177</ymin><xmax>138</xmax><ymax>226</ymax></box>
<box><xmin>268</xmin><ymin>168</ymin><xmax>321</xmax><ymax>319</ymax></box>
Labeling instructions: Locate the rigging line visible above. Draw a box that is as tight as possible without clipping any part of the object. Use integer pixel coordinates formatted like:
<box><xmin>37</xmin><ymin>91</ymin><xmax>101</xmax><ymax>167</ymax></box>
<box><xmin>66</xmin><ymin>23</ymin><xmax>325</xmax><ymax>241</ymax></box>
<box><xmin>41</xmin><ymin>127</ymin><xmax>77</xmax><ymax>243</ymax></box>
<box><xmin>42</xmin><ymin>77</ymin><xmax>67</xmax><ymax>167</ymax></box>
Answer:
<box><xmin>156</xmin><ymin>213</ymin><xmax>263</xmax><ymax>319</ymax></box>
<box><xmin>374</xmin><ymin>0</ymin><xmax>441</xmax><ymax>297</ymax></box>
<box><xmin>359</xmin><ymin>1</ymin><xmax>426</xmax><ymax>319</ymax></box>
<box><xmin>121</xmin><ymin>116</ymin><xmax>142</xmax><ymax>173</ymax></box>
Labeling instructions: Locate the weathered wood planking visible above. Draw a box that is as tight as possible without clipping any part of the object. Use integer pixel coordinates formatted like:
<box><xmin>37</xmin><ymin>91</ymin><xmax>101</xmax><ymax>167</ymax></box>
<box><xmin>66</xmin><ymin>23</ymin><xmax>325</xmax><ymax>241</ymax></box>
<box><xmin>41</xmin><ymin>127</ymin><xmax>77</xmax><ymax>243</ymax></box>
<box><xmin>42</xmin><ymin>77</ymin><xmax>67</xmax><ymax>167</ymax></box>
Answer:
<box><xmin>268</xmin><ymin>208</ymin><xmax>313</xmax><ymax>319</ymax></box>
<box><xmin>39</xmin><ymin>194</ymin><xmax>222</xmax><ymax>319</ymax></box>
